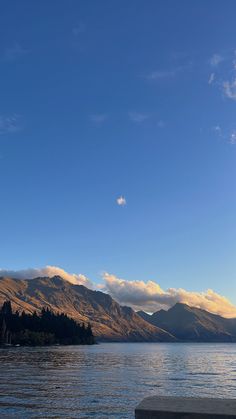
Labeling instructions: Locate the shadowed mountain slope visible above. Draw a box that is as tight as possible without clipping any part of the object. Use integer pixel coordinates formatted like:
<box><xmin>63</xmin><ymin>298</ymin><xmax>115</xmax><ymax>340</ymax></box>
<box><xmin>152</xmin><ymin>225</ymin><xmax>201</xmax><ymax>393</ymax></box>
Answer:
<box><xmin>138</xmin><ymin>303</ymin><xmax>236</xmax><ymax>342</ymax></box>
<box><xmin>0</xmin><ymin>276</ymin><xmax>175</xmax><ymax>342</ymax></box>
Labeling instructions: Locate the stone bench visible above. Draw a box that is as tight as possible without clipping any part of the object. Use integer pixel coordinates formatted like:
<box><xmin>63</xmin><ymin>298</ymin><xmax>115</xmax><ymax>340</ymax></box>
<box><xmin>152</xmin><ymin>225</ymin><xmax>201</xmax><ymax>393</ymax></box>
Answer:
<box><xmin>135</xmin><ymin>396</ymin><xmax>236</xmax><ymax>418</ymax></box>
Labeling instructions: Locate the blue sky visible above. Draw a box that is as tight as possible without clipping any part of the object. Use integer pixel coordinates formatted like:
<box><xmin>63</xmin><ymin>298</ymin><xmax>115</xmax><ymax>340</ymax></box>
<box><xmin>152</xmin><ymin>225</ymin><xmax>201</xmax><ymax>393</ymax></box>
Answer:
<box><xmin>0</xmin><ymin>1</ymin><xmax>236</xmax><ymax>310</ymax></box>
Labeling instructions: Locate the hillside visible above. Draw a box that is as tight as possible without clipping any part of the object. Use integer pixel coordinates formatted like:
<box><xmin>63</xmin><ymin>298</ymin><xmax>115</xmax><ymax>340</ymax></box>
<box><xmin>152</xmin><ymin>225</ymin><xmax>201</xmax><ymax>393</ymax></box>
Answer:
<box><xmin>0</xmin><ymin>276</ymin><xmax>175</xmax><ymax>342</ymax></box>
<box><xmin>138</xmin><ymin>303</ymin><xmax>236</xmax><ymax>342</ymax></box>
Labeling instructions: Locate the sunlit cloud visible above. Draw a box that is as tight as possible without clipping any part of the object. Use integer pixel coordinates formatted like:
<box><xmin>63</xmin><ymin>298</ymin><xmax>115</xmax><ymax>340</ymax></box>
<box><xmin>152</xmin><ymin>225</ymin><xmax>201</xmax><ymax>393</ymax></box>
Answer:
<box><xmin>116</xmin><ymin>196</ymin><xmax>126</xmax><ymax>206</ymax></box>
<box><xmin>0</xmin><ymin>266</ymin><xmax>94</xmax><ymax>289</ymax></box>
<box><xmin>1</xmin><ymin>266</ymin><xmax>236</xmax><ymax>318</ymax></box>
<box><xmin>103</xmin><ymin>273</ymin><xmax>236</xmax><ymax>318</ymax></box>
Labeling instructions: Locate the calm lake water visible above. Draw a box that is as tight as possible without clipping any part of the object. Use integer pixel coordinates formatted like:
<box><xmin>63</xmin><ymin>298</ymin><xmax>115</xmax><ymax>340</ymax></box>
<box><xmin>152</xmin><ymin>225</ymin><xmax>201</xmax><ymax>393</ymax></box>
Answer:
<box><xmin>1</xmin><ymin>343</ymin><xmax>236</xmax><ymax>418</ymax></box>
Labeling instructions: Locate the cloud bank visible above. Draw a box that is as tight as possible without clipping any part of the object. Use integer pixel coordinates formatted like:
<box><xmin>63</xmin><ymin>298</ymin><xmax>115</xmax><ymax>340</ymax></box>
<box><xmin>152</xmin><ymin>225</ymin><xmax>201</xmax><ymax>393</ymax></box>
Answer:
<box><xmin>1</xmin><ymin>266</ymin><xmax>235</xmax><ymax>318</ymax></box>
<box><xmin>103</xmin><ymin>273</ymin><xmax>236</xmax><ymax>318</ymax></box>
<box><xmin>0</xmin><ymin>266</ymin><xmax>93</xmax><ymax>289</ymax></box>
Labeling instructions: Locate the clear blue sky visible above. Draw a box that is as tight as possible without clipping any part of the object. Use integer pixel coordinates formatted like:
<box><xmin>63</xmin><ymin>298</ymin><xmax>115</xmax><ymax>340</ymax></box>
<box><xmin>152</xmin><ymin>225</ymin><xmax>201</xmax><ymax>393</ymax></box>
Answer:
<box><xmin>0</xmin><ymin>1</ymin><xmax>236</xmax><ymax>302</ymax></box>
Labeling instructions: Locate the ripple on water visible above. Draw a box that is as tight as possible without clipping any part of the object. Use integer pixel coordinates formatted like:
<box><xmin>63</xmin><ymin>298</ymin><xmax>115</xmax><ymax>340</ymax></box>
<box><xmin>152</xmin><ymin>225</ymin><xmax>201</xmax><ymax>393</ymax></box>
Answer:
<box><xmin>1</xmin><ymin>343</ymin><xmax>236</xmax><ymax>418</ymax></box>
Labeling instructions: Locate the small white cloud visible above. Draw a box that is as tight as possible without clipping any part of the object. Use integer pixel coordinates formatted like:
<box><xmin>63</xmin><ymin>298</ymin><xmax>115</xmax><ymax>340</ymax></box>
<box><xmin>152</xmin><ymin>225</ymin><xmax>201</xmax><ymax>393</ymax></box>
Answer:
<box><xmin>208</xmin><ymin>73</ymin><xmax>215</xmax><ymax>84</ymax></box>
<box><xmin>213</xmin><ymin>125</ymin><xmax>222</xmax><ymax>134</ymax></box>
<box><xmin>90</xmin><ymin>114</ymin><xmax>108</xmax><ymax>124</ymax></box>
<box><xmin>229</xmin><ymin>130</ymin><xmax>236</xmax><ymax>144</ymax></box>
<box><xmin>128</xmin><ymin>112</ymin><xmax>149</xmax><ymax>123</ymax></box>
<box><xmin>223</xmin><ymin>79</ymin><xmax>236</xmax><ymax>100</ymax></box>
<box><xmin>0</xmin><ymin>114</ymin><xmax>21</xmax><ymax>135</ymax></box>
<box><xmin>210</xmin><ymin>53</ymin><xmax>223</xmax><ymax>67</ymax></box>
<box><xmin>116</xmin><ymin>196</ymin><xmax>126</xmax><ymax>206</ymax></box>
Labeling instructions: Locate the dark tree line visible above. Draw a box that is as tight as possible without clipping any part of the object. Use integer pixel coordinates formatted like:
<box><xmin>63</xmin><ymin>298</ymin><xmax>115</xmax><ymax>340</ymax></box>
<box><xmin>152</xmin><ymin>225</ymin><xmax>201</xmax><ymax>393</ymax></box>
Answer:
<box><xmin>0</xmin><ymin>301</ymin><xmax>95</xmax><ymax>346</ymax></box>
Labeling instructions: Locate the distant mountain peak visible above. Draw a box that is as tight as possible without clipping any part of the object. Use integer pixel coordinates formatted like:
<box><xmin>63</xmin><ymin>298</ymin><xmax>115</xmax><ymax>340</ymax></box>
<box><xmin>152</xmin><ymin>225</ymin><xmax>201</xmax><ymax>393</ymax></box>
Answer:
<box><xmin>138</xmin><ymin>302</ymin><xmax>236</xmax><ymax>342</ymax></box>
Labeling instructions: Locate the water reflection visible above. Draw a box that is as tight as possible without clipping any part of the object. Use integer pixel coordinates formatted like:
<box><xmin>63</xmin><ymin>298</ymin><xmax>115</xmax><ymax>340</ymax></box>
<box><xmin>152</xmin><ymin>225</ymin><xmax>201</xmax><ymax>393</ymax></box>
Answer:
<box><xmin>0</xmin><ymin>343</ymin><xmax>236</xmax><ymax>418</ymax></box>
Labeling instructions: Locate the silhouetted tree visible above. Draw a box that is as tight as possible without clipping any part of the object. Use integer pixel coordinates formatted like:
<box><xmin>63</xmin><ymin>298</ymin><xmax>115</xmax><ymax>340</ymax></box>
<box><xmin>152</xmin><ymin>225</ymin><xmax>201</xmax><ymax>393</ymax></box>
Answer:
<box><xmin>0</xmin><ymin>301</ymin><xmax>95</xmax><ymax>346</ymax></box>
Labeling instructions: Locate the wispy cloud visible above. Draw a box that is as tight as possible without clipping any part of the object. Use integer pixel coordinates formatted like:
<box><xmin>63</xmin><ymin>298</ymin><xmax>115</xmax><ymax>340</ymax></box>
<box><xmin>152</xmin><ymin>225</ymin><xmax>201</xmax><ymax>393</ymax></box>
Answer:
<box><xmin>116</xmin><ymin>196</ymin><xmax>126</xmax><ymax>206</ymax></box>
<box><xmin>128</xmin><ymin>112</ymin><xmax>150</xmax><ymax>123</ymax></box>
<box><xmin>223</xmin><ymin>78</ymin><xmax>236</xmax><ymax>100</ymax></box>
<box><xmin>207</xmin><ymin>51</ymin><xmax>236</xmax><ymax>100</ymax></box>
<box><xmin>128</xmin><ymin>112</ymin><xmax>165</xmax><ymax>127</ymax></box>
<box><xmin>144</xmin><ymin>63</ymin><xmax>191</xmax><ymax>81</ymax></box>
<box><xmin>145</xmin><ymin>69</ymin><xmax>177</xmax><ymax>80</ymax></box>
<box><xmin>89</xmin><ymin>114</ymin><xmax>108</xmax><ymax>124</ymax></box>
<box><xmin>103</xmin><ymin>273</ymin><xmax>236</xmax><ymax>318</ymax></box>
<box><xmin>213</xmin><ymin>125</ymin><xmax>236</xmax><ymax>145</ymax></box>
<box><xmin>3</xmin><ymin>43</ymin><xmax>28</xmax><ymax>62</ymax></box>
<box><xmin>208</xmin><ymin>72</ymin><xmax>215</xmax><ymax>85</ymax></box>
<box><xmin>73</xmin><ymin>23</ymin><xmax>86</xmax><ymax>36</ymax></box>
<box><xmin>210</xmin><ymin>53</ymin><xmax>224</xmax><ymax>67</ymax></box>
<box><xmin>0</xmin><ymin>114</ymin><xmax>21</xmax><ymax>135</ymax></box>
<box><xmin>0</xmin><ymin>266</ymin><xmax>94</xmax><ymax>289</ymax></box>
<box><xmin>157</xmin><ymin>120</ymin><xmax>165</xmax><ymax>128</ymax></box>
<box><xmin>216</xmin><ymin>51</ymin><xmax>236</xmax><ymax>100</ymax></box>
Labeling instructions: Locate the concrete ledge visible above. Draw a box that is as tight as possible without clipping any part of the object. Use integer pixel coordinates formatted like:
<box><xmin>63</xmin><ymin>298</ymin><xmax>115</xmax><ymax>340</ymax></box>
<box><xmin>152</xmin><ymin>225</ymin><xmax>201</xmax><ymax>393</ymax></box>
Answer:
<box><xmin>135</xmin><ymin>396</ymin><xmax>236</xmax><ymax>418</ymax></box>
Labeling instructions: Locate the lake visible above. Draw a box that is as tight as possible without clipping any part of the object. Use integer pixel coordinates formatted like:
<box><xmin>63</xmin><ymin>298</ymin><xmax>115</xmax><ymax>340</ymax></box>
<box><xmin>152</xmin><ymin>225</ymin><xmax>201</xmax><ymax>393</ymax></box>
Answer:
<box><xmin>1</xmin><ymin>343</ymin><xmax>236</xmax><ymax>418</ymax></box>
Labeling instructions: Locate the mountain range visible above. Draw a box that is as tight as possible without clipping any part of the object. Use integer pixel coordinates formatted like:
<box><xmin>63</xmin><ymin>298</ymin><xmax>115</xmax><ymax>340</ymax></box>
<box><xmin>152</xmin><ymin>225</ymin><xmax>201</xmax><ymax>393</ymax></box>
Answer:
<box><xmin>0</xmin><ymin>276</ymin><xmax>174</xmax><ymax>342</ymax></box>
<box><xmin>138</xmin><ymin>303</ymin><xmax>236</xmax><ymax>342</ymax></box>
<box><xmin>1</xmin><ymin>275</ymin><xmax>236</xmax><ymax>342</ymax></box>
